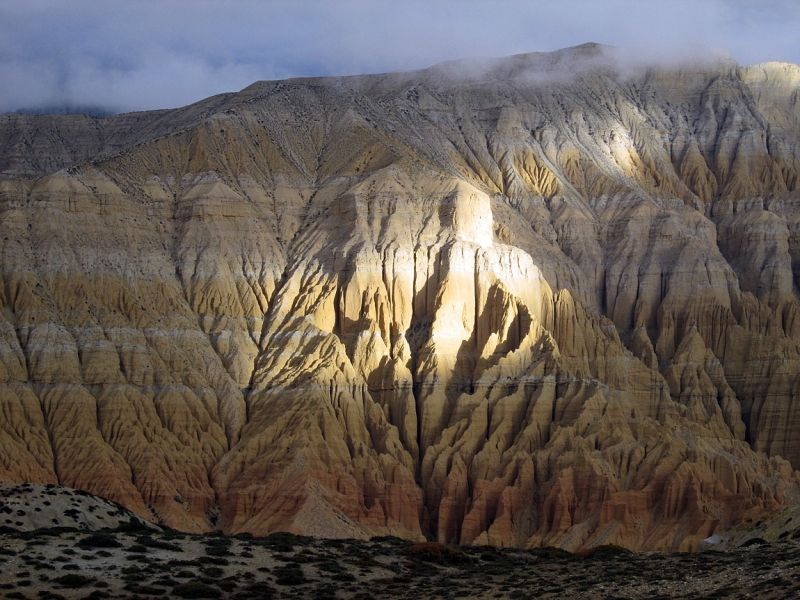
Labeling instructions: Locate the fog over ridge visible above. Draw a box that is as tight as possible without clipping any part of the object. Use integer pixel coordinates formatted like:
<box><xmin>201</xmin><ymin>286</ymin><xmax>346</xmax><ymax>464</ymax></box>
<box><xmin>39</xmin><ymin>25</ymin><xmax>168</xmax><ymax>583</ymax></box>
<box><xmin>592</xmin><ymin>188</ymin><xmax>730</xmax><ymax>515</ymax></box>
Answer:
<box><xmin>1</xmin><ymin>0</ymin><xmax>798</xmax><ymax>114</ymax></box>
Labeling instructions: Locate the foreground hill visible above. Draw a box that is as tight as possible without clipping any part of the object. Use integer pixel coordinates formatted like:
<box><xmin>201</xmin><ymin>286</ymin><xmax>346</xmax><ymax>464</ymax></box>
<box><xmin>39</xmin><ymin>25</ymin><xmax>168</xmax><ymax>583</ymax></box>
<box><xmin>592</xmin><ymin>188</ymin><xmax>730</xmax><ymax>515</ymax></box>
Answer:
<box><xmin>0</xmin><ymin>483</ymin><xmax>156</xmax><ymax>532</ymax></box>
<box><xmin>2</xmin><ymin>43</ymin><xmax>800</xmax><ymax>551</ymax></box>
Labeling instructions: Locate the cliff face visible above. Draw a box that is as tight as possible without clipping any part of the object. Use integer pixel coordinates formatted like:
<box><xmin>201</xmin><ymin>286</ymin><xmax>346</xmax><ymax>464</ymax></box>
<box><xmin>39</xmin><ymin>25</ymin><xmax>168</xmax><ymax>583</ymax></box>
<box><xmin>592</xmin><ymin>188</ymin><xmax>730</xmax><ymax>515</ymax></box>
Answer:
<box><xmin>2</xmin><ymin>43</ymin><xmax>800</xmax><ymax>551</ymax></box>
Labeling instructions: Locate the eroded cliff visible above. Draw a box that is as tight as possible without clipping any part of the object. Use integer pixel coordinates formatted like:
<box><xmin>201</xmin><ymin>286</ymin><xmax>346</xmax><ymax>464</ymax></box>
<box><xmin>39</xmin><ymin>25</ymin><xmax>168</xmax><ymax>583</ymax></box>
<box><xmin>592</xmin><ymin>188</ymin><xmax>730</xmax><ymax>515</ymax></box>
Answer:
<box><xmin>2</xmin><ymin>43</ymin><xmax>800</xmax><ymax>551</ymax></box>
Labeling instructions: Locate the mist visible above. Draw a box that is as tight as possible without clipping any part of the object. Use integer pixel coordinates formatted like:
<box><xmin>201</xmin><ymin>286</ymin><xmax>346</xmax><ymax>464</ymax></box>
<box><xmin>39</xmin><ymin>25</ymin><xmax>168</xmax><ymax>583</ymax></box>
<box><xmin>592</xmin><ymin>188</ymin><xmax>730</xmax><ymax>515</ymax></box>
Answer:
<box><xmin>2</xmin><ymin>0</ymin><xmax>799</xmax><ymax>114</ymax></box>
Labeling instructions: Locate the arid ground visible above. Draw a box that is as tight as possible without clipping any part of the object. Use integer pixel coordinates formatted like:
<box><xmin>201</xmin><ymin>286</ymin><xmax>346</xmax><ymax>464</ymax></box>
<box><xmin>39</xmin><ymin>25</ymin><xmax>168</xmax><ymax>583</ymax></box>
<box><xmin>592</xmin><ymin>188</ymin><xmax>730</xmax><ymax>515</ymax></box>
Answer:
<box><xmin>1</xmin><ymin>525</ymin><xmax>800</xmax><ymax>599</ymax></box>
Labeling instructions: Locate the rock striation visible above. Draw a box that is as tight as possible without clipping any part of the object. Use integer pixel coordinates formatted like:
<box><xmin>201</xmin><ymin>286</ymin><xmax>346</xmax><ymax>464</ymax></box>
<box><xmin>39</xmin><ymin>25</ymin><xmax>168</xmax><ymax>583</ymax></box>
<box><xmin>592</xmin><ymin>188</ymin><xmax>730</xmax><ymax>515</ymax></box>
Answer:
<box><xmin>2</xmin><ymin>43</ymin><xmax>800</xmax><ymax>550</ymax></box>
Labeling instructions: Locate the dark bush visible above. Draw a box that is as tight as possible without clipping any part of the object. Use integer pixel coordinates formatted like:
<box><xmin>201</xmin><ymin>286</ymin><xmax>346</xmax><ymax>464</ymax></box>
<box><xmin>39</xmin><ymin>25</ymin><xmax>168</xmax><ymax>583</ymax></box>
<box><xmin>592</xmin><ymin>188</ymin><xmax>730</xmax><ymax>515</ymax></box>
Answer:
<box><xmin>168</xmin><ymin>559</ymin><xmax>202</xmax><ymax>568</ymax></box>
<box><xmin>123</xmin><ymin>583</ymin><xmax>166</xmax><ymax>595</ymax></box>
<box><xmin>292</xmin><ymin>550</ymin><xmax>315</xmax><ymax>563</ymax></box>
<box><xmin>77</xmin><ymin>533</ymin><xmax>121</xmax><ymax>549</ymax></box>
<box><xmin>171</xmin><ymin>581</ymin><xmax>223</xmax><ymax>599</ymax></box>
<box><xmin>263</xmin><ymin>531</ymin><xmax>304</xmax><ymax>544</ymax></box>
<box><xmin>354</xmin><ymin>553</ymin><xmax>380</xmax><ymax>567</ymax></box>
<box><xmin>203</xmin><ymin>535</ymin><xmax>232</xmax><ymax>547</ymax></box>
<box><xmin>198</xmin><ymin>555</ymin><xmax>229</xmax><ymax>566</ymax></box>
<box><xmin>740</xmin><ymin>538</ymin><xmax>768</xmax><ymax>547</ymax></box>
<box><xmin>274</xmin><ymin>564</ymin><xmax>307</xmax><ymax>586</ymax></box>
<box><xmin>534</xmin><ymin>546</ymin><xmax>574</xmax><ymax>560</ymax></box>
<box><xmin>403</xmin><ymin>542</ymin><xmax>470</xmax><ymax>565</ymax></box>
<box><xmin>316</xmin><ymin>560</ymin><xmax>343</xmax><ymax>573</ymax></box>
<box><xmin>125</xmin><ymin>553</ymin><xmax>152</xmax><ymax>563</ymax></box>
<box><xmin>121</xmin><ymin>566</ymin><xmax>140</xmax><ymax>575</ymax></box>
<box><xmin>581</xmin><ymin>544</ymin><xmax>633</xmax><ymax>559</ymax></box>
<box><xmin>53</xmin><ymin>573</ymin><xmax>93</xmax><ymax>588</ymax></box>
<box><xmin>115</xmin><ymin>519</ymin><xmax>153</xmax><ymax>534</ymax></box>
<box><xmin>201</xmin><ymin>566</ymin><xmax>224</xmax><ymax>578</ymax></box>
<box><xmin>261</xmin><ymin>531</ymin><xmax>309</xmax><ymax>552</ymax></box>
<box><xmin>175</xmin><ymin>570</ymin><xmax>197</xmax><ymax>578</ymax></box>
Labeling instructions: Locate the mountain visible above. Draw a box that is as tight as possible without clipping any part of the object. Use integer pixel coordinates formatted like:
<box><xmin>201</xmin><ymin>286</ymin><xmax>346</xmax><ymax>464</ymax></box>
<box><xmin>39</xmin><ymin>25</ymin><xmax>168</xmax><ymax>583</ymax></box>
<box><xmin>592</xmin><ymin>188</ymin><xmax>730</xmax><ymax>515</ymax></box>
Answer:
<box><xmin>2</xmin><ymin>43</ymin><xmax>800</xmax><ymax>551</ymax></box>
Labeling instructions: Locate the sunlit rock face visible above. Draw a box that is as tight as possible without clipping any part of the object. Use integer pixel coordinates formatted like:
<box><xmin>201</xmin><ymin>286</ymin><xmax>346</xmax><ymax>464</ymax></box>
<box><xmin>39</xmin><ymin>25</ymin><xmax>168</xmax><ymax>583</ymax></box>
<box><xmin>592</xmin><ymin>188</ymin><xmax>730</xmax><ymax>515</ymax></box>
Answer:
<box><xmin>2</xmin><ymin>43</ymin><xmax>800</xmax><ymax>551</ymax></box>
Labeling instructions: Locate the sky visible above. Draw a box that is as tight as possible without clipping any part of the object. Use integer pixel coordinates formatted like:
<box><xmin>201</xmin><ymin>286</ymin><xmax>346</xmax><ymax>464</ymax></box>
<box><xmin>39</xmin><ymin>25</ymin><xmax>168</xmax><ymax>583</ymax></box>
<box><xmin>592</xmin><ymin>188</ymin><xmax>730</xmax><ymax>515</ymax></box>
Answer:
<box><xmin>1</xmin><ymin>0</ymin><xmax>799</xmax><ymax>114</ymax></box>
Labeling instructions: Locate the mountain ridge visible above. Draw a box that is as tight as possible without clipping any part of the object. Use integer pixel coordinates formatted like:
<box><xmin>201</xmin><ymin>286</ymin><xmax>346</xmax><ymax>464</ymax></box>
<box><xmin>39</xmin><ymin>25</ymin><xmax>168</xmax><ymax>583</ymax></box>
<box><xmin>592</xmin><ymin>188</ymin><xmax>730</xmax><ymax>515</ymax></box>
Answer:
<box><xmin>1</xmin><ymin>44</ymin><xmax>800</xmax><ymax>551</ymax></box>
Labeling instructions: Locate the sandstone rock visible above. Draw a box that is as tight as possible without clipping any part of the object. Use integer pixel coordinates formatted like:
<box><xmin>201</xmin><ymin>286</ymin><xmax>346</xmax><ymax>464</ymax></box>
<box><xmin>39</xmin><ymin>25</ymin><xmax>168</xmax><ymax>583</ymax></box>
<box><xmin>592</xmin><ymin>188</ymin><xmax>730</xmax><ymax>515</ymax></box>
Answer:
<box><xmin>2</xmin><ymin>44</ymin><xmax>800</xmax><ymax>550</ymax></box>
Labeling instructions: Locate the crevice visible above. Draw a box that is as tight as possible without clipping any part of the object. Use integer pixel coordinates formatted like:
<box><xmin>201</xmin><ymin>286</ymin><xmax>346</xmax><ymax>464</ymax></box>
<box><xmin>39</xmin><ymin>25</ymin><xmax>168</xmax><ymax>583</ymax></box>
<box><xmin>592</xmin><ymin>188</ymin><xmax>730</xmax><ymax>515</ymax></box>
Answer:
<box><xmin>242</xmin><ymin>262</ymin><xmax>291</xmax><ymax>423</ymax></box>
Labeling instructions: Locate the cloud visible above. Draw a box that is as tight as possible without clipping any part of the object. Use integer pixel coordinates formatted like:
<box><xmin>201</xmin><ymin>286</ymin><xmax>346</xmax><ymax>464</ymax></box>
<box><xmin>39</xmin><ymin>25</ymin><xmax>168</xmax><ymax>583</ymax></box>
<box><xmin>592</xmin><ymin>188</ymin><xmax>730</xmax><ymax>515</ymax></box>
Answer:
<box><xmin>1</xmin><ymin>0</ymin><xmax>799</xmax><ymax>113</ymax></box>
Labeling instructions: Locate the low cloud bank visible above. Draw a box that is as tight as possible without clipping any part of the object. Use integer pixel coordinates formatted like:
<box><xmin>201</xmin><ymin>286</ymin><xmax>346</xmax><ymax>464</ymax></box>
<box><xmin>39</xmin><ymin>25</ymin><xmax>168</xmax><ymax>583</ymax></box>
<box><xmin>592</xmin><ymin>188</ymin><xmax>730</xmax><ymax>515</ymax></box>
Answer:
<box><xmin>2</xmin><ymin>0</ymin><xmax>798</xmax><ymax>114</ymax></box>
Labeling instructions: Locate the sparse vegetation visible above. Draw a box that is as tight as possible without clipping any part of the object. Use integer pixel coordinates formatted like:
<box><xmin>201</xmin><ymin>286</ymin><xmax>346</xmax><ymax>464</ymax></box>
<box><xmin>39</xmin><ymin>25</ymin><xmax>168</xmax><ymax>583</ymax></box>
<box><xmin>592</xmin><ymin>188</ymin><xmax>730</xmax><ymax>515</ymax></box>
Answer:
<box><xmin>1</xmin><ymin>523</ymin><xmax>800</xmax><ymax>599</ymax></box>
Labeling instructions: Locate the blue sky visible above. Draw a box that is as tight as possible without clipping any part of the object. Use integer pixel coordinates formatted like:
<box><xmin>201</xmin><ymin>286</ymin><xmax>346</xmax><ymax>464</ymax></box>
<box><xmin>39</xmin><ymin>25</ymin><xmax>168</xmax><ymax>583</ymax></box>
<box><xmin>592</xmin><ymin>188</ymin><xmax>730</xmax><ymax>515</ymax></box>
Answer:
<box><xmin>2</xmin><ymin>0</ymin><xmax>799</xmax><ymax>113</ymax></box>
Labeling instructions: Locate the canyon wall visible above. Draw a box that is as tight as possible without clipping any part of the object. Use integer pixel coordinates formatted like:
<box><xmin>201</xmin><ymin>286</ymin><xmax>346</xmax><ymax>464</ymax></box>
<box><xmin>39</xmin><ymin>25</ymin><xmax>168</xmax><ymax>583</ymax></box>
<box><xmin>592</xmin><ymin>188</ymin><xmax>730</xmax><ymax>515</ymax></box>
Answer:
<box><xmin>2</xmin><ymin>44</ymin><xmax>800</xmax><ymax>550</ymax></box>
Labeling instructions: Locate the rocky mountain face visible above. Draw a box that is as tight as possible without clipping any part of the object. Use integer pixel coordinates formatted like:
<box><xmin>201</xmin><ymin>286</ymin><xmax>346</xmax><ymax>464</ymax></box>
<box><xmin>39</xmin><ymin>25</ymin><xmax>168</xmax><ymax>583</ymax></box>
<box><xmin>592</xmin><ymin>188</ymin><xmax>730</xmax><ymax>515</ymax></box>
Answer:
<box><xmin>2</xmin><ymin>43</ymin><xmax>800</xmax><ymax>551</ymax></box>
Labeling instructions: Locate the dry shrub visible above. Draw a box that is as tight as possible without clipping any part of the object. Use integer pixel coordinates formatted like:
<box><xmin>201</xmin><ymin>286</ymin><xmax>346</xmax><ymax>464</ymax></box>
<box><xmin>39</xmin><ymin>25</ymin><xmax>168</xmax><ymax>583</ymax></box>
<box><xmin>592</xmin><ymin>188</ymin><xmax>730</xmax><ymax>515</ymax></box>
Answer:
<box><xmin>403</xmin><ymin>542</ymin><xmax>469</xmax><ymax>565</ymax></box>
